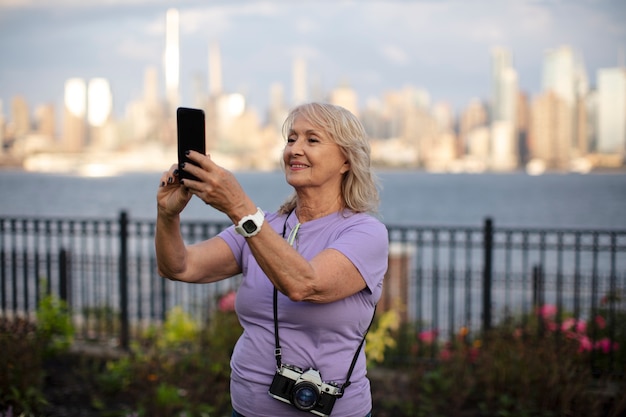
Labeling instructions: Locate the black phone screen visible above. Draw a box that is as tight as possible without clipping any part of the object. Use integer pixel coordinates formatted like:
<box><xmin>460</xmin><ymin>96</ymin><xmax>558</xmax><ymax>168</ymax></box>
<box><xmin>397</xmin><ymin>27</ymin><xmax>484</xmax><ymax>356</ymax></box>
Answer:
<box><xmin>176</xmin><ymin>107</ymin><xmax>206</xmax><ymax>181</ymax></box>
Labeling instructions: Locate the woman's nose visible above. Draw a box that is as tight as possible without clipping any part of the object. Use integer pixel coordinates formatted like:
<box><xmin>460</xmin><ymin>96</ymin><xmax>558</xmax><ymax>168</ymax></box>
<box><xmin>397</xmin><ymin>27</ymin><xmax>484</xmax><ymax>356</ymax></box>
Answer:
<box><xmin>289</xmin><ymin>138</ymin><xmax>304</xmax><ymax>155</ymax></box>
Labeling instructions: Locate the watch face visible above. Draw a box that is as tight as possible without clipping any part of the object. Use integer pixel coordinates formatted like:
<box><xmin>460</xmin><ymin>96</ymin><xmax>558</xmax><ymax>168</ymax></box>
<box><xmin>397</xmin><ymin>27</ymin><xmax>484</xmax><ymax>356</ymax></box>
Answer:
<box><xmin>242</xmin><ymin>219</ymin><xmax>257</xmax><ymax>234</ymax></box>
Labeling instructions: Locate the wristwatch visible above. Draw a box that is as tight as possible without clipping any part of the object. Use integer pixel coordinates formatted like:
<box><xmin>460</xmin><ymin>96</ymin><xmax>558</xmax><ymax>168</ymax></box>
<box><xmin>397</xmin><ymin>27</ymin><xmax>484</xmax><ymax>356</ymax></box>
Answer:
<box><xmin>234</xmin><ymin>207</ymin><xmax>265</xmax><ymax>238</ymax></box>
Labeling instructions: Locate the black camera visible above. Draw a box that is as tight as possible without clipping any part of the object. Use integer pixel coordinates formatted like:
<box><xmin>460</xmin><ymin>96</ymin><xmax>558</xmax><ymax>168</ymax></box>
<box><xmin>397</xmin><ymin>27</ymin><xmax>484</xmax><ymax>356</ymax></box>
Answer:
<box><xmin>268</xmin><ymin>364</ymin><xmax>342</xmax><ymax>416</ymax></box>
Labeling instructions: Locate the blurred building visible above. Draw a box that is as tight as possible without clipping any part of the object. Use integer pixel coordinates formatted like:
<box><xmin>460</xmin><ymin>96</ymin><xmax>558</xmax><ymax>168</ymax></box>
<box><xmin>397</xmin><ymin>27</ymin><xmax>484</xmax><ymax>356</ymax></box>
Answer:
<box><xmin>329</xmin><ymin>81</ymin><xmax>359</xmax><ymax>116</ymax></box>
<box><xmin>530</xmin><ymin>90</ymin><xmax>571</xmax><ymax>170</ymax></box>
<box><xmin>490</xmin><ymin>47</ymin><xmax>519</xmax><ymax>171</ymax></box>
<box><xmin>11</xmin><ymin>96</ymin><xmax>30</xmax><ymax>140</ymax></box>
<box><xmin>596</xmin><ymin>67</ymin><xmax>626</xmax><ymax>162</ymax></box>
<box><xmin>63</xmin><ymin>78</ymin><xmax>87</xmax><ymax>152</ymax></box>
<box><xmin>0</xmin><ymin>100</ymin><xmax>5</xmax><ymax>154</ymax></box>
<box><xmin>459</xmin><ymin>98</ymin><xmax>488</xmax><ymax>156</ymax></box>
<box><xmin>164</xmin><ymin>8</ymin><xmax>180</xmax><ymax>117</ymax></box>
<box><xmin>87</xmin><ymin>78</ymin><xmax>114</xmax><ymax>149</ymax></box>
<box><xmin>537</xmin><ymin>45</ymin><xmax>589</xmax><ymax>170</ymax></box>
<box><xmin>292</xmin><ymin>57</ymin><xmax>307</xmax><ymax>106</ymax></box>
<box><xmin>34</xmin><ymin>104</ymin><xmax>55</xmax><ymax>139</ymax></box>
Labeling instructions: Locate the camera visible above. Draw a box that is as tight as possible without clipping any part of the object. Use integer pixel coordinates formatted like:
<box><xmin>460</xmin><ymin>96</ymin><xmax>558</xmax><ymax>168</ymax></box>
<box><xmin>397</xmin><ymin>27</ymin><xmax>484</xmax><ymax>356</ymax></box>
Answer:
<box><xmin>269</xmin><ymin>364</ymin><xmax>342</xmax><ymax>416</ymax></box>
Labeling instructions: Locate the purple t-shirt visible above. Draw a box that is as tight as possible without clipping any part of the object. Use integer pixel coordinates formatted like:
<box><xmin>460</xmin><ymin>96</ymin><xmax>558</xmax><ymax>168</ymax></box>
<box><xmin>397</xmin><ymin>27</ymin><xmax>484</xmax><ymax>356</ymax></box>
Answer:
<box><xmin>218</xmin><ymin>209</ymin><xmax>389</xmax><ymax>417</ymax></box>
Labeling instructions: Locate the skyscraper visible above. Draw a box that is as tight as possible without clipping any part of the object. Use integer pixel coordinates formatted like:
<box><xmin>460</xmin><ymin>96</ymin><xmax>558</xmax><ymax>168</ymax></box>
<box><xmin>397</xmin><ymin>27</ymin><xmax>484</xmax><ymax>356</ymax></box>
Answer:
<box><xmin>597</xmin><ymin>67</ymin><xmax>626</xmax><ymax>156</ymax></box>
<box><xmin>292</xmin><ymin>57</ymin><xmax>307</xmax><ymax>105</ymax></box>
<box><xmin>35</xmin><ymin>103</ymin><xmax>55</xmax><ymax>139</ymax></box>
<box><xmin>63</xmin><ymin>78</ymin><xmax>86</xmax><ymax>152</ymax></box>
<box><xmin>490</xmin><ymin>47</ymin><xmax>518</xmax><ymax>169</ymax></box>
<box><xmin>87</xmin><ymin>78</ymin><xmax>113</xmax><ymax>147</ymax></box>
<box><xmin>329</xmin><ymin>81</ymin><xmax>359</xmax><ymax>116</ymax></box>
<box><xmin>11</xmin><ymin>95</ymin><xmax>30</xmax><ymax>140</ymax></box>
<box><xmin>530</xmin><ymin>91</ymin><xmax>571</xmax><ymax>170</ymax></box>
<box><xmin>490</xmin><ymin>47</ymin><xmax>517</xmax><ymax>123</ymax></box>
<box><xmin>542</xmin><ymin>46</ymin><xmax>576</xmax><ymax>105</ymax></box>
<box><xmin>209</xmin><ymin>40</ymin><xmax>223</xmax><ymax>97</ymax></box>
<box><xmin>164</xmin><ymin>8</ymin><xmax>180</xmax><ymax>116</ymax></box>
<box><xmin>0</xmin><ymin>100</ymin><xmax>5</xmax><ymax>153</ymax></box>
<box><xmin>87</xmin><ymin>78</ymin><xmax>112</xmax><ymax>128</ymax></box>
<box><xmin>541</xmin><ymin>45</ymin><xmax>590</xmax><ymax>164</ymax></box>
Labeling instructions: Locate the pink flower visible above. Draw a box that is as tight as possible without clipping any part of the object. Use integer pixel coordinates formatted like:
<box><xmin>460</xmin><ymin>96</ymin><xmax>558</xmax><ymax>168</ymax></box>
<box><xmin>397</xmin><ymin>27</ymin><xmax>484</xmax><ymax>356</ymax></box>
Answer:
<box><xmin>594</xmin><ymin>338</ymin><xmax>619</xmax><ymax>354</ymax></box>
<box><xmin>561</xmin><ymin>318</ymin><xmax>576</xmax><ymax>332</ymax></box>
<box><xmin>439</xmin><ymin>348</ymin><xmax>452</xmax><ymax>361</ymax></box>
<box><xmin>578</xmin><ymin>336</ymin><xmax>593</xmax><ymax>353</ymax></box>
<box><xmin>418</xmin><ymin>329</ymin><xmax>439</xmax><ymax>345</ymax></box>
<box><xmin>575</xmin><ymin>320</ymin><xmax>587</xmax><ymax>334</ymax></box>
<box><xmin>537</xmin><ymin>304</ymin><xmax>557</xmax><ymax>319</ymax></box>
<box><xmin>546</xmin><ymin>321</ymin><xmax>558</xmax><ymax>332</ymax></box>
<box><xmin>594</xmin><ymin>315</ymin><xmax>606</xmax><ymax>330</ymax></box>
<box><xmin>218</xmin><ymin>291</ymin><xmax>237</xmax><ymax>312</ymax></box>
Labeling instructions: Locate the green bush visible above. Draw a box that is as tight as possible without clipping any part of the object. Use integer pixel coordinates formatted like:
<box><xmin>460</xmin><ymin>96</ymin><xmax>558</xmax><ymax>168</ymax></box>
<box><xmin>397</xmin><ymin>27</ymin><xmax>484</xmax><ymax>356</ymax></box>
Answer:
<box><xmin>94</xmin><ymin>302</ymin><xmax>242</xmax><ymax>417</ymax></box>
<box><xmin>36</xmin><ymin>293</ymin><xmax>75</xmax><ymax>356</ymax></box>
<box><xmin>371</xmin><ymin>300</ymin><xmax>626</xmax><ymax>417</ymax></box>
<box><xmin>0</xmin><ymin>292</ymin><xmax>75</xmax><ymax>416</ymax></box>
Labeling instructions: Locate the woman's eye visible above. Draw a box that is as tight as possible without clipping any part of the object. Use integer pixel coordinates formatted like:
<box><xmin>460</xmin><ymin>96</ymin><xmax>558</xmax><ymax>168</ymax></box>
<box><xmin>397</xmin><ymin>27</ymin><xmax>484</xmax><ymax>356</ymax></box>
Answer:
<box><xmin>308</xmin><ymin>137</ymin><xmax>319</xmax><ymax>143</ymax></box>
<box><xmin>287</xmin><ymin>137</ymin><xmax>296</xmax><ymax>143</ymax></box>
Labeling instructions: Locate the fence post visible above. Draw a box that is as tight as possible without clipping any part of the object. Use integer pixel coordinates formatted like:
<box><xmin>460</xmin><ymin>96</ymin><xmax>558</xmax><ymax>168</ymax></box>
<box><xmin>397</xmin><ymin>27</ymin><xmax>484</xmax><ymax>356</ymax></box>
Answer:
<box><xmin>482</xmin><ymin>218</ymin><xmax>493</xmax><ymax>333</ymax></box>
<box><xmin>59</xmin><ymin>248</ymin><xmax>71</xmax><ymax>305</ymax></box>
<box><xmin>119</xmin><ymin>211</ymin><xmax>129</xmax><ymax>351</ymax></box>
<box><xmin>532</xmin><ymin>264</ymin><xmax>545</xmax><ymax>335</ymax></box>
<box><xmin>532</xmin><ymin>264</ymin><xmax>544</xmax><ymax>308</ymax></box>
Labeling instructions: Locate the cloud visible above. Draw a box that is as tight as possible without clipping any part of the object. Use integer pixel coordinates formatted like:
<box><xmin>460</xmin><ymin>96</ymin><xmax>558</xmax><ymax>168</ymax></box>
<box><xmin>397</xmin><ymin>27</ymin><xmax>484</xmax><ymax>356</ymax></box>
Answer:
<box><xmin>1</xmin><ymin>0</ymin><xmax>624</xmax><ymax>117</ymax></box>
<box><xmin>380</xmin><ymin>44</ymin><xmax>410</xmax><ymax>66</ymax></box>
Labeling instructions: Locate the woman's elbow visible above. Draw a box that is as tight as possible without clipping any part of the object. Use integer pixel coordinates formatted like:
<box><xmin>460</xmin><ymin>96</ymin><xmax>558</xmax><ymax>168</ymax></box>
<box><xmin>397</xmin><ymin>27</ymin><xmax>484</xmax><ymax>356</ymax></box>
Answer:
<box><xmin>283</xmin><ymin>282</ymin><xmax>317</xmax><ymax>303</ymax></box>
<box><xmin>157</xmin><ymin>264</ymin><xmax>184</xmax><ymax>282</ymax></box>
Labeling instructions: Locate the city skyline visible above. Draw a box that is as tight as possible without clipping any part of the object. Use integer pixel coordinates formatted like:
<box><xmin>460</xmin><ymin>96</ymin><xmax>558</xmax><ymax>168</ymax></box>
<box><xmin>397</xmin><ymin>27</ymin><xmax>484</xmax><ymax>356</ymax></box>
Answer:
<box><xmin>1</xmin><ymin>0</ymin><xmax>625</xmax><ymax>118</ymax></box>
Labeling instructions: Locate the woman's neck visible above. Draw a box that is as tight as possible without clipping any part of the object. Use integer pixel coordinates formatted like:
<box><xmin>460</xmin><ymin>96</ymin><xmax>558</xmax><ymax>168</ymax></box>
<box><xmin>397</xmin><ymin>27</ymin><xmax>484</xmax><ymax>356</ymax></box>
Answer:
<box><xmin>295</xmin><ymin>193</ymin><xmax>343</xmax><ymax>223</ymax></box>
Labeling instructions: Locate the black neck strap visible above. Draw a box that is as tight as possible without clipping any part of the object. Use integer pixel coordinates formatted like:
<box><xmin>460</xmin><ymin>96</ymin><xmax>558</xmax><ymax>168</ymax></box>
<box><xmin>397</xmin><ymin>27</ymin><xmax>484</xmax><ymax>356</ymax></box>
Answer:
<box><xmin>273</xmin><ymin>210</ymin><xmax>377</xmax><ymax>395</ymax></box>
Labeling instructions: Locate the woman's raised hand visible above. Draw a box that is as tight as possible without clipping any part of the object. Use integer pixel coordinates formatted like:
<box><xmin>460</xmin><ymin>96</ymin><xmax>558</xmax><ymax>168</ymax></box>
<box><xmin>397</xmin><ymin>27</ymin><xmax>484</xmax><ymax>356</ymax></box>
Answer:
<box><xmin>157</xmin><ymin>164</ymin><xmax>192</xmax><ymax>217</ymax></box>
<box><xmin>179</xmin><ymin>151</ymin><xmax>251</xmax><ymax>221</ymax></box>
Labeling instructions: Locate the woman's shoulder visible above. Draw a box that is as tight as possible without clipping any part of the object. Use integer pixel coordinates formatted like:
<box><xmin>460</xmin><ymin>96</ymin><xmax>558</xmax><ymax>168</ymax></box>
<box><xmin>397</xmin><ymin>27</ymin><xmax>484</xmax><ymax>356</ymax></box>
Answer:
<box><xmin>341</xmin><ymin>210</ymin><xmax>387</xmax><ymax>229</ymax></box>
<box><xmin>316</xmin><ymin>211</ymin><xmax>388</xmax><ymax>240</ymax></box>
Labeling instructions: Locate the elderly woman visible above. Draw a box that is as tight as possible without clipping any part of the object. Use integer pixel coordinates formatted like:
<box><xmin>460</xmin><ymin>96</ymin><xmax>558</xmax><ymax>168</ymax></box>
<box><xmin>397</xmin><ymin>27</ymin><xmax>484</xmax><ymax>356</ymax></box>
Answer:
<box><xmin>155</xmin><ymin>102</ymin><xmax>388</xmax><ymax>417</ymax></box>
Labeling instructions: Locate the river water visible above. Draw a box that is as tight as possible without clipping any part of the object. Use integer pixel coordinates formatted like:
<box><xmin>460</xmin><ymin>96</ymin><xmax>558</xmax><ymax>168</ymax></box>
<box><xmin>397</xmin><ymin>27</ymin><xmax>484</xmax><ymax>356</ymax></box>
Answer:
<box><xmin>1</xmin><ymin>169</ymin><xmax>625</xmax><ymax>229</ymax></box>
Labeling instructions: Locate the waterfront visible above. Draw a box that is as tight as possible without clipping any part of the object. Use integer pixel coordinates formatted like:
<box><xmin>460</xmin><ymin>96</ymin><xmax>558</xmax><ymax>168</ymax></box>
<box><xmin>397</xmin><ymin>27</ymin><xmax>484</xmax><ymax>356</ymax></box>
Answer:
<box><xmin>2</xmin><ymin>169</ymin><xmax>626</xmax><ymax>229</ymax></box>
<box><xmin>1</xmin><ymin>169</ymin><xmax>625</xmax><ymax>229</ymax></box>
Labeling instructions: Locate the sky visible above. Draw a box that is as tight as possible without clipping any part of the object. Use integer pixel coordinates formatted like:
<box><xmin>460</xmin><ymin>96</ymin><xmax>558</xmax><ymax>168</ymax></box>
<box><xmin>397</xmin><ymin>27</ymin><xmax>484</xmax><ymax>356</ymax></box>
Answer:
<box><xmin>0</xmin><ymin>0</ymin><xmax>625</xmax><ymax>120</ymax></box>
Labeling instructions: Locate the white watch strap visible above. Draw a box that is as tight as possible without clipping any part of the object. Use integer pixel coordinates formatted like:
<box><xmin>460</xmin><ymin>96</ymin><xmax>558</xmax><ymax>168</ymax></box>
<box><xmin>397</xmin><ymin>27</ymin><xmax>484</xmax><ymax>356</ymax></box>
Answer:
<box><xmin>234</xmin><ymin>207</ymin><xmax>264</xmax><ymax>237</ymax></box>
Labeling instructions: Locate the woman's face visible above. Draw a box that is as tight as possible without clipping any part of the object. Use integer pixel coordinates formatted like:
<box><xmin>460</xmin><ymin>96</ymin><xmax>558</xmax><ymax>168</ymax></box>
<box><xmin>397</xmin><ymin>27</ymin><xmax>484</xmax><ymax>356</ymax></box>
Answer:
<box><xmin>283</xmin><ymin>115</ymin><xmax>350</xmax><ymax>194</ymax></box>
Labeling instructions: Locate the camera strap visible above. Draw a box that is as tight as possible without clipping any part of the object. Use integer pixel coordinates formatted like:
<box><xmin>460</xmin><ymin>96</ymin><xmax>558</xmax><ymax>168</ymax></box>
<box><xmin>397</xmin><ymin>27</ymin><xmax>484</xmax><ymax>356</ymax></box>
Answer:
<box><xmin>273</xmin><ymin>210</ymin><xmax>377</xmax><ymax>395</ymax></box>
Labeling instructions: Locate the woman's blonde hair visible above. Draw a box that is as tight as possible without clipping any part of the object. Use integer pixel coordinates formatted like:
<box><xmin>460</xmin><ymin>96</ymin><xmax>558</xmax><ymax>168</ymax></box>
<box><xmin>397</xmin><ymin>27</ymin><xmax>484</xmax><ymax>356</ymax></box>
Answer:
<box><xmin>278</xmin><ymin>102</ymin><xmax>380</xmax><ymax>215</ymax></box>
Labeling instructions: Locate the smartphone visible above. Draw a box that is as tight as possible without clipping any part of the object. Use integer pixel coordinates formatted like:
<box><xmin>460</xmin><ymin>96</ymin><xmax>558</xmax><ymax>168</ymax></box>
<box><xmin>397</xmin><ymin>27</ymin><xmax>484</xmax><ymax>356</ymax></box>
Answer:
<box><xmin>177</xmin><ymin>107</ymin><xmax>206</xmax><ymax>182</ymax></box>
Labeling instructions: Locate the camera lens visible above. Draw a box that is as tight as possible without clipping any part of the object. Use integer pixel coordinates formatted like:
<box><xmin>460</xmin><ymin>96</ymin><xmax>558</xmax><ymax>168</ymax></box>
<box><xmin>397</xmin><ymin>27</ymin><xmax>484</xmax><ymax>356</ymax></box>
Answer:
<box><xmin>292</xmin><ymin>382</ymin><xmax>319</xmax><ymax>411</ymax></box>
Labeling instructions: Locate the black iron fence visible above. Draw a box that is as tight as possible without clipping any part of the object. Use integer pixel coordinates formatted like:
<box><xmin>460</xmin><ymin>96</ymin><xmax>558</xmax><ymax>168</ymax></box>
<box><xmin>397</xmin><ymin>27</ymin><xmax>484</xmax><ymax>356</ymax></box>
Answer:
<box><xmin>1</xmin><ymin>212</ymin><xmax>625</xmax><ymax>372</ymax></box>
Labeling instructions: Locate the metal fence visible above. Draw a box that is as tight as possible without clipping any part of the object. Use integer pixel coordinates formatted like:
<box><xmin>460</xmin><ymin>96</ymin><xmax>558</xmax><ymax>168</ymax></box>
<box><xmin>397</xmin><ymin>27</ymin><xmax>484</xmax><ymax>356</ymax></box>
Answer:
<box><xmin>1</xmin><ymin>212</ymin><xmax>625</xmax><ymax>372</ymax></box>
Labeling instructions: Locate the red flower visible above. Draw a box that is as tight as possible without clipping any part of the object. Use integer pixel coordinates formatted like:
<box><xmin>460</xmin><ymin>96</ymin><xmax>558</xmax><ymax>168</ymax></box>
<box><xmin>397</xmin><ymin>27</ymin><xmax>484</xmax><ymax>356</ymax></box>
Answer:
<box><xmin>418</xmin><ymin>329</ymin><xmax>439</xmax><ymax>345</ymax></box>
<box><xmin>594</xmin><ymin>315</ymin><xmax>606</xmax><ymax>330</ymax></box>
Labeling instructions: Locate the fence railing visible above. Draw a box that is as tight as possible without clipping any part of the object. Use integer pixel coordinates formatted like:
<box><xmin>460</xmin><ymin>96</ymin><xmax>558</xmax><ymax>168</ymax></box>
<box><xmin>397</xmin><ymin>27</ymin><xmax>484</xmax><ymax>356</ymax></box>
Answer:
<box><xmin>1</xmin><ymin>212</ymin><xmax>625</xmax><ymax>373</ymax></box>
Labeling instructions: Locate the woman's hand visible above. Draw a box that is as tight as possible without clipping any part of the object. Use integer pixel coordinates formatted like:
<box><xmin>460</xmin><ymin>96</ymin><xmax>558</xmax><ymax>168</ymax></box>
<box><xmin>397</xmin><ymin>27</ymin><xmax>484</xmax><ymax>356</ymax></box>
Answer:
<box><xmin>180</xmin><ymin>151</ymin><xmax>255</xmax><ymax>222</ymax></box>
<box><xmin>157</xmin><ymin>164</ymin><xmax>192</xmax><ymax>217</ymax></box>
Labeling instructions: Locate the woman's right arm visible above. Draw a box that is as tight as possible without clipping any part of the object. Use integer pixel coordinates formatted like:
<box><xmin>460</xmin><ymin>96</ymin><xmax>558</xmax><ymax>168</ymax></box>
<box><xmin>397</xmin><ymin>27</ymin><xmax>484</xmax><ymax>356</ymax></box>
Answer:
<box><xmin>154</xmin><ymin>166</ymin><xmax>240</xmax><ymax>283</ymax></box>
